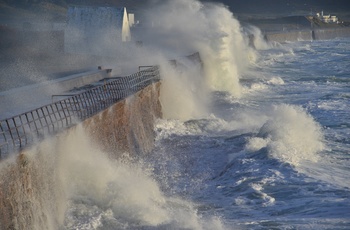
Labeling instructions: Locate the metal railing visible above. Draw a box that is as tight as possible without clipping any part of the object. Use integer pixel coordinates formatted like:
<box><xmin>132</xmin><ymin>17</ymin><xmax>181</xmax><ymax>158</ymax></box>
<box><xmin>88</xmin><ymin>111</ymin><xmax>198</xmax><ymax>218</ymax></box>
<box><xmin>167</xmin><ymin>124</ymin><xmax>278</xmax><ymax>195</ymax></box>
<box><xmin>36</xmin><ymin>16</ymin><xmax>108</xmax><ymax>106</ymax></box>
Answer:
<box><xmin>0</xmin><ymin>66</ymin><xmax>160</xmax><ymax>159</ymax></box>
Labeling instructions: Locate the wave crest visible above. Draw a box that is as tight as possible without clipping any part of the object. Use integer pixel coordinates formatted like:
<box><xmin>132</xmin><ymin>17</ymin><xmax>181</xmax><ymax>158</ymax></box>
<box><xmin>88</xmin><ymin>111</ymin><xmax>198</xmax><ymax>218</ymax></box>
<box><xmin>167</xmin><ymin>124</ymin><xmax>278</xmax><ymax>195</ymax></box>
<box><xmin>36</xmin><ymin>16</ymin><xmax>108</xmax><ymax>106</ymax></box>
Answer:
<box><xmin>246</xmin><ymin>104</ymin><xmax>325</xmax><ymax>166</ymax></box>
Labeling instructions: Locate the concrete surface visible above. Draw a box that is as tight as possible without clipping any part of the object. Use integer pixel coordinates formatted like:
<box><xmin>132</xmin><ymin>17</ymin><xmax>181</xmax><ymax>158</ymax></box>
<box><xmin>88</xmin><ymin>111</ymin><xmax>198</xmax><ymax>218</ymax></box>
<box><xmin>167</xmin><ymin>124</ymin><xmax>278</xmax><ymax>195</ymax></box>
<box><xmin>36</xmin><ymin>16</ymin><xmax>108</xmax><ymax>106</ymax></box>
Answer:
<box><xmin>0</xmin><ymin>69</ymin><xmax>112</xmax><ymax>120</ymax></box>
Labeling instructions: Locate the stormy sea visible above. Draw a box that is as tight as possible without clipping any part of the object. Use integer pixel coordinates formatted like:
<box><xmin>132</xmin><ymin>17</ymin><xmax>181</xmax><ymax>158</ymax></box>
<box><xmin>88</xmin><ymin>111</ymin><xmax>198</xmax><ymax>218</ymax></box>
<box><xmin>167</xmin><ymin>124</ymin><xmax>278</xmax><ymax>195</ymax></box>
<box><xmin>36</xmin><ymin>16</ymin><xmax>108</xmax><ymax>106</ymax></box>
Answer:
<box><xmin>62</xmin><ymin>3</ymin><xmax>350</xmax><ymax>229</ymax></box>
<box><xmin>146</xmin><ymin>38</ymin><xmax>350</xmax><ymax>229</ymax></box>
<box><xmin>61</xmin><ymin>38</ymin><xmax>350</xmax><ymax>230</ymax></box>
<box><xmin>1</xmin><ymin>1</ymin><xmax>349</xmax><ymax>230</ymax></box>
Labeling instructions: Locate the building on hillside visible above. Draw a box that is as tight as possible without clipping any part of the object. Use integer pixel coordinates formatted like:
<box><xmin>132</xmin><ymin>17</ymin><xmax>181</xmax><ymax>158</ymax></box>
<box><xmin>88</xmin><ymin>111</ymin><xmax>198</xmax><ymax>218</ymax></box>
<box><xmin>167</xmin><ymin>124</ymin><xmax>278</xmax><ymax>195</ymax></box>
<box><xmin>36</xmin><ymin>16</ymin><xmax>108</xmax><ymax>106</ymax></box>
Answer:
<box><xmin>65</xmin><ymin>6</ymin><xmax>131</xmax><ymax>56</ymax></box>
<box><xmin>316</xmin><ymin>11</ymin><xmax>338</xmax><ymax>23</ymax></box>
<box><xmin>128</xmin><ymin>13</ymin><xmax>135</xmax><ymax>27</ymax></box>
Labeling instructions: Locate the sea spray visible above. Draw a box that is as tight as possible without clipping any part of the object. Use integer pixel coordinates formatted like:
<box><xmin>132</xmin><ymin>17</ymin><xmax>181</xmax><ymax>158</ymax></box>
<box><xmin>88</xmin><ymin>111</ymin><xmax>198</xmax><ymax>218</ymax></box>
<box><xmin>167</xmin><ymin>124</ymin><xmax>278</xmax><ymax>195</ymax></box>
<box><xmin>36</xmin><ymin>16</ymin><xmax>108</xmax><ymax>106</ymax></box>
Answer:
<box><xmin>57</xmin><ymin>125</ymin><xmax>227</xmax><ymax>229</ymax></box>
<box><xmin>159</xmin><ymin>59</ymin><xmax>209</xmax><ymax>121</ymax></box>
<box><xmin>198</xmin><ymin>3</ymin><xmax>249</xmax><ymax>97</ymax></box>
<box><xmin>57</xmin><ymin>125</ymin><xmax>170</xmax><ymax>227</ymax></box>
<box><xmin>61</xmin><ymin>0</ymin><xmax>264</xmax><ymax>121</ymax></box>
<box><xmin>246</xmin><ymin>104</ymin><xmax>325</xmax><ymax>166</ymax></box>
<box><xmin>0</xmin><ymin>137</ymin><xmax>66</xmax><ymax>230</ymax></box>
<box><xmin>244</xmin><ymin>25</ymin><xmax>272</xmax><ymax>51</ymax></box>
<box><xmin>0</xmin><ymin>120</ymin><xmax>227</xmax><ymax>229</ymax></box>
<box><xmin>141</xmin><ymin>0</ymin><xmax>257</xmax><ymax>120</ymax></box>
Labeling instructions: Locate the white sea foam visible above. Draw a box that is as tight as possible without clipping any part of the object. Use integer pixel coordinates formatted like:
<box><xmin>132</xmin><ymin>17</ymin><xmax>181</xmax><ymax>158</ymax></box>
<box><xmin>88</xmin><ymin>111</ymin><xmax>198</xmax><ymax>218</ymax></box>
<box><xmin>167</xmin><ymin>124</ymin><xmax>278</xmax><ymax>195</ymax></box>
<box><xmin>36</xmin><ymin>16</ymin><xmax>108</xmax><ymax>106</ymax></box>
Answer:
<box><xmin>250</xmin><ymin>82</ymin><xmax>269</xmax><ymax>91</ymax></box>
<box><xmin>267</xmin><ymin>77</ymin><xmax>285</xmax><ymax>85</ymax></box>
<box><xmin>246</xmin><ymin>104</ymin><xmax>325</xmax><ymax>166</ymax></box>
<box><xmin>142</xmin><ymin>0</ymin><xmax>258</xmax><ymax>120</ymax></box>
<box><xmin>244</xmin><ymin>25</ymin><xmax>272</xmax><ymax>50</ymax></box>
<box><xmin>159</xmin><ymin>60</ymin><xmax>209</xmax><ymax>121</ymax></box>
<box><xmin>55</xmin><ymin>125</ymin><xmax>227</xmax><ymax>229</ymax></box>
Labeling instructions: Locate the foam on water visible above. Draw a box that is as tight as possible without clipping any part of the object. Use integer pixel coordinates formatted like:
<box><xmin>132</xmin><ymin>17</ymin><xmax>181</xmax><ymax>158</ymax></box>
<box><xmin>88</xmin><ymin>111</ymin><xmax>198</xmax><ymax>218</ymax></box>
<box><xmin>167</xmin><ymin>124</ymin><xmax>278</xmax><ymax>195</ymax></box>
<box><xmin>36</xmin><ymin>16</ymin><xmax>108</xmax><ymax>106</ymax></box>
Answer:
<box><xmin>55</xmin><ymin>125</ymin><xmax>228</xmax><ymax>229</ymax></box>
<box><xmin>244</xmin><ymin>25</ymin><xmax>272</xmax><ymax>51</ymax></box>
<box><xmin>266</xmin><ymin>77</ymin><xmax>285</xmax><ymax>85</ymax></box>
<box><xmin>20</xmin><ymin>35</ymin><xmax>349</xmax><ymax>230</ymax></box>
<box><xmin>3</xmin><ymin>0</ymin><xmax>350</xmax><ymax>228</ymax></box>
<box><xmin>246</xmin><ymin>104</ymin><xmax>324</xmax><ymax>166</ymax></box>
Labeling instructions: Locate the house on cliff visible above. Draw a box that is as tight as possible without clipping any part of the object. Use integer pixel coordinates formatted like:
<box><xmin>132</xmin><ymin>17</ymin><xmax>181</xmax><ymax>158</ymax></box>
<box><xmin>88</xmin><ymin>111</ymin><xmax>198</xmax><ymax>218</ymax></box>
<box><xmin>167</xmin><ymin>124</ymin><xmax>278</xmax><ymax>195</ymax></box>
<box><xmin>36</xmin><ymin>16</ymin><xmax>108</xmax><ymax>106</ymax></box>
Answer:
<box><xmin>64</xmin><ymin>6</ymin><xmax>131</xmax><ymax>56</ymax></box>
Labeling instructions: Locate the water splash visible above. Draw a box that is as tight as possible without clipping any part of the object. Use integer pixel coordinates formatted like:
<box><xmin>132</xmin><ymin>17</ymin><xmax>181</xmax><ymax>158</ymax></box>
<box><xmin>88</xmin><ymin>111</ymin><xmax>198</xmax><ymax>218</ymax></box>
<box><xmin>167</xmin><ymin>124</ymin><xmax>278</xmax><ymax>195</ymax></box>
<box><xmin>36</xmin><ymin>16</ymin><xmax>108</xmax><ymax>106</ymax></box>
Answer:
<box><xmin>246</xmin><ymin>104</ymin><xmax>325</xmax><ymax>166</ymax></box>
<box><xmin>57</xmin><ymin>125</ymin><xmax>227</xmax><ymax>229</ymax></box>
<box><xmin>140</xmin><ymin>0</ymin><xmax>258</xmax><ymax>121</ymax></box>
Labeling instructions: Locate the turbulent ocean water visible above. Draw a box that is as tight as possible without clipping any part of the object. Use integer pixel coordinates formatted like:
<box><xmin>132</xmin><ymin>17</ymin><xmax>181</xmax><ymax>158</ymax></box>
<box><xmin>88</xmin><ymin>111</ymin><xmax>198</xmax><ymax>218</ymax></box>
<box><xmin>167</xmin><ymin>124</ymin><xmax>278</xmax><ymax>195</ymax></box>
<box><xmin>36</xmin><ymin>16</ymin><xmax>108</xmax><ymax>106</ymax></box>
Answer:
<box><xmin>3</xmin><ymin>1</ymin><xmax>349</xmax><ymax>229</ymax></box>
<box><xmin>62</xmin><ymin>39</ymin><xmax>350</xmax><ymax>229</ymax></box>
<box><xmin>143</xmin><ymin>39</ymin><xmax>350</xmax><ymax>229</ymax></box>
<box><xmin>59</xmin><ymin>1</ymin><xmax>350</xmax><ymax>228</ymax></box>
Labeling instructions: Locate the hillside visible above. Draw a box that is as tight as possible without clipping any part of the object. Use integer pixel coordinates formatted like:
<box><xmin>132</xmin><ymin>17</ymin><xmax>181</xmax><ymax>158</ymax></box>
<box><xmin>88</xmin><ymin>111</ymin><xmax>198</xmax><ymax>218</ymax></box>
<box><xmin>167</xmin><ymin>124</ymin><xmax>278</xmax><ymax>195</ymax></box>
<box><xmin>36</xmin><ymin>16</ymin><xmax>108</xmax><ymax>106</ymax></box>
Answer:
<box><xmin>208</xmin><ymin>0</ymin><xmax>350</xmax><ymax>17</ymax></box>
<box><xmin>0</xmin><ymin>0</ymin><xmax>154</xmax><ymax>24</ymax></box>
<box><xmin>1</xmin><ymin>0</ymin><xmax>350</xmax><ymax>24</ymax></box>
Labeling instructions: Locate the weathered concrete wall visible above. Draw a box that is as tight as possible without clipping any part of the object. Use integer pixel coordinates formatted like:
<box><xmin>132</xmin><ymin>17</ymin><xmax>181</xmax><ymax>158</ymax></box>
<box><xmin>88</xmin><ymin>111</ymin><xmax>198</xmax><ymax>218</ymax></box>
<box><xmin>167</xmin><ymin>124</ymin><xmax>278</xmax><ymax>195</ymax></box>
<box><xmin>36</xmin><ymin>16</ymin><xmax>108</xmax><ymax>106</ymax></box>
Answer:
<box><xmin>0</xmin><ymin>82</ymin><xmax>162</xmax><ymax>229</ymax></box>
<box><xmin>0</xmin><ymin>150</ymin><xmax>65</xmax><ymax>230</ymax></box>
<box><xmin>265</xmin><ymin>30</ymin><xmax>313</xmax><ymax>42</ymax></box>
<box><xmin>83</xmin><ymin>82</ymin><xmax>162</xmax><ymax>156</ymax></box>
<box><xmin>265</xmin><ymin>27</ymin><xmax>350</xmax><ymax>42</ymax></box>
<box><xmin>313</xmin><ymin>28</ymin><xmax>350</xmax><ymax>40</ymax></box>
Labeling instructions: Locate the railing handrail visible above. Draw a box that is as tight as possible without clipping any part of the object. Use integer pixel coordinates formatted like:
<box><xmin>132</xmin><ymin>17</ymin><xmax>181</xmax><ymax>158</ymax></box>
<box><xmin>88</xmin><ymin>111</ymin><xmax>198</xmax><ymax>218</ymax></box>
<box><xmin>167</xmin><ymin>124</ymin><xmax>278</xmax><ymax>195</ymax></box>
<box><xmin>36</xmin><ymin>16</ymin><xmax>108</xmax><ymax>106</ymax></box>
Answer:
<box><xmin>0</xmin><ymin>66</ymin><xmax>160</xmax><ymax>159</ymax></box>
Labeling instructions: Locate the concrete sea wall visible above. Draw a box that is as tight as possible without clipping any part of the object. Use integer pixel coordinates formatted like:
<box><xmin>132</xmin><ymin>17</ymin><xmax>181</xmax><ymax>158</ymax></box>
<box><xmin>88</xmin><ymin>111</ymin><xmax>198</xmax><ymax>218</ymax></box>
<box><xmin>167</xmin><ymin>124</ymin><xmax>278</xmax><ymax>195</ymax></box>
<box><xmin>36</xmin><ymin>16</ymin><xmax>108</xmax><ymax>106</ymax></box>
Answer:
<box><xmin>264</xmin><ymin>27</ymin><xmax>350</xmax><ymax>42</ymax></box>
<box><xmin>83</xmin><ymin>82</ymin><xmax>162</xmax><ymax>156</ymax></box>
<box><xmin>265</xmin><ymin>30</ymin><xmax>313</xmax><ymax>42</ymax></box>
<box><xmin>313</xmin><ymin>28</ymin><xmax>350</xmax><ymax>40</ymax></box>
<box><xmin>0</xmin><ymin>82</ymin><xmax>162</xmax><ymax>230</ymax></box>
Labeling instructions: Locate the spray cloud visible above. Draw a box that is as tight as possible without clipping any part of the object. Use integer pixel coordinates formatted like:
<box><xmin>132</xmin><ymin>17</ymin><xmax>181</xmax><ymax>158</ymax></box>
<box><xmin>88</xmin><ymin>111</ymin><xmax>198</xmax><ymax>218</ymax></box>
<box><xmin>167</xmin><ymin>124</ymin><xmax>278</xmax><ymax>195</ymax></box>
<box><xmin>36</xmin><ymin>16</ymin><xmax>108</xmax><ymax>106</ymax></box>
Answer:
<box><xmin>60</xmin><ymin>0</ymin><xmax>264</xmax><ymax>121</ymax></box>
<box><xmin>135</xmin><ymin>0</ymin><xmax>257</xmax><ymax>120</ymax></box>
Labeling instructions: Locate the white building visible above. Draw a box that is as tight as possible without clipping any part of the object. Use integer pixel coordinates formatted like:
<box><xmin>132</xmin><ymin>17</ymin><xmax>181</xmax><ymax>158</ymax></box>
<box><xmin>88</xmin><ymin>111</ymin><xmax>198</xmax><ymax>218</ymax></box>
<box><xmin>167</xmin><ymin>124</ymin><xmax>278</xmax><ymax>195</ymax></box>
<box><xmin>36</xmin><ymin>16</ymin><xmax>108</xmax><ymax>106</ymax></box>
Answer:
<box><xmin>316</xmin><ymin>11</ymin><xmax>338</xmax><ymax>23</ymax></box>
<box><xmin>65</xmin><ymin>6</ymin><xmax>131</xmax><ymax>56</ymax></box>
<box><xmin>128</xmin><ymin>13</ymin><xmax>135</xmax><ymax>27</ymax></box>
